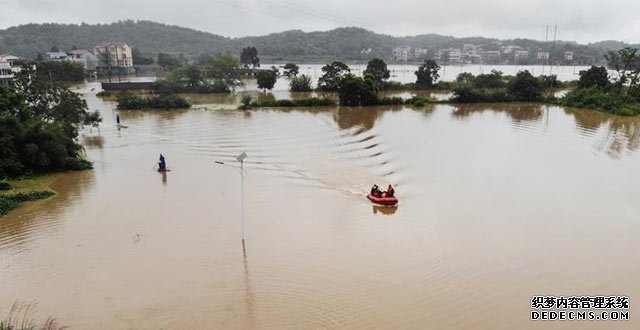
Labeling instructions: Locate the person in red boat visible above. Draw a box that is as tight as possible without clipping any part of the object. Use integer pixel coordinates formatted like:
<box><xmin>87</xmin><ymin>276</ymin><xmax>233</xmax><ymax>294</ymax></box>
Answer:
<box><xmin>386</xmin><ymin>185</ymin><xmax>395</xmax><ymax>197</ymax></box>
<box><xmin>370</xmin><ymin>184</ymin><xmax>381</xmax><ymax>197</ymax></box>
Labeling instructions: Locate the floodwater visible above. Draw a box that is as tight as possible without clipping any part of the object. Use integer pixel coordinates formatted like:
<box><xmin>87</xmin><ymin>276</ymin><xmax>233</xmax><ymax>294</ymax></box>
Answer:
<box><xmin>1</xmin><ymin>83</ymin><xmax>640</xmax><ymax>329</ymax></box>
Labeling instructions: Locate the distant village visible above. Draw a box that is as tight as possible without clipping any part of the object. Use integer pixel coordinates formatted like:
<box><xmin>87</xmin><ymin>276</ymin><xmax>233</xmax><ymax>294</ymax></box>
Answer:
<box><xmin>1</xmin><ymin>40</ymin><xmax>581</xmax><ymax>85</ymax></box>
<box><xmin>0</xmin><ymin>42</ymin><xmax>135</xmax><ymax>85</ymax></box>
<box><xmin>387</xmin><ymin>44</ymin><xmax>574</xmax><ymax>65</ymax></box>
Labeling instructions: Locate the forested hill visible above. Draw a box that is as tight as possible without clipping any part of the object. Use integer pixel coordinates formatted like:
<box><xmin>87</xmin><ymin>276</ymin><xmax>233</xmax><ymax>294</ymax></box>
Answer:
<box><xmin>0</xmin><ymin>20</ymin><xmax>636</xmax><ymax>63</ymax></box>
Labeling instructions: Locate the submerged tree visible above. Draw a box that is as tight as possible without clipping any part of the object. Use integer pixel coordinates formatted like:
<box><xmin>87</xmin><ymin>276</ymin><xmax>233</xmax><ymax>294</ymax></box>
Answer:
<box><xmin>363</xmin><ymin>58</ymin><xmax>390</xmax><ymax>90</ymax></box>
<box><xmin>283</xmin><ymin>63</ymin><xmax>299</xmax><ymax>77</ymax></box>
<box><xmin>338</xmin><ymin>73</ymin><xmax>379</xmax><ymax>106</ymax></box>
<box><xmin>318</xmin><ymin>61</ymin><xmax>351</xmax><ymax>91</ymax></box>
<box><xmin>415</xmin><ymin>60</ymin><xmax>440</xmax><ymax>89</ymax></box>
<box><xmin>257</xmin><ymin>70</ymin><xmax>278</xmax><ymax>91</ymax></box>
<box><xmin>506</xmin><ymin>70</ymin><xmax>544</xmax><ymax>102</ymax></box>
<box><xmin>577</xmin><ymin>66</ymin><xmax>610</xmax><ymax>89</ymax></box>
<box><xmin>606</xmin><ymin>47</ymin><xmax>640</xmax><ymax>94</ymax></box>
<box><xmin>289</xmin><ymin>74</ymin><xmax>312</xmax><ymax>92</ymax></box>
<box><xmin>240</xmin><ymin>47</ymin><xmax>260</xmax><ymax>69</ymax></box>
<box><xmin>206</xmin><ymin>54</ymin><xmax>244</xmax><ymax>92</ymax></box>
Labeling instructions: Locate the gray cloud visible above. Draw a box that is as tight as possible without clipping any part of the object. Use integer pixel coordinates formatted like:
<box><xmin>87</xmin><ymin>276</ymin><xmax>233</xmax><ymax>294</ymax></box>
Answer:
<box><xmin>1</xmin><ymin>0</ymin><xmax>638</xmax><ymax>43</ymax></box>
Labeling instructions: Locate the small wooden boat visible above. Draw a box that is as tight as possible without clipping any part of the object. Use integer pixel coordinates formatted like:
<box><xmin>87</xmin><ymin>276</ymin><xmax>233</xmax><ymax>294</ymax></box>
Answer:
<box><xmin>367</xmin><ymin>194</ymin><xmax>398</xmax><ymax>206</ymax></box>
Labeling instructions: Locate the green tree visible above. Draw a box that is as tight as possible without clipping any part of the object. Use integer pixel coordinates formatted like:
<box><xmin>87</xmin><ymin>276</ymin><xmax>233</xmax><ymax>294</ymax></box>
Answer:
<box><xmin>36</xmin><ymin>61</ymin><xmax>86</xmax><ymax>83</ymax></box>
<box><xmin>338</xmin><ymin>73</ymin><xmax>379</xmax><ymax>106</ymax></box>
<box><xmin>240</xmin><ymin>47</ymin><xmax>260</xmax><ymax>69</ymax></box>
<box><xmin>363</xmin><ymin>58</ymin><xmax>390</xmax><ymax>90</ymax></box>
<box><xmin>473</xmin><ymin>70</ymin><xmax>505</xmax><ymax>88</ymax></box>
<box><xmin>606</xmin><ymin>48</ymin><xmax>640</xmax><ymax>94</ymax></box>
<box><xmin>0</xmin><ymin>80</ymin><xmax>92</xmax><ymax>178</ymax></box>
<box><xmin>456</xmin><ymin>72</ymin><xmax>474</xmax><ymax>83</ymax></box>
<box><xmin>290</xmin><ymin>74</ymin><xmax>312</xmax><ymax>92</ymax></box>
<box><xmin>318</xmin><ymin>61</ymin><xmax>350</xmax><ymax>91</ymax></box>
<box><xmin>206</xmin><ymin>54</ymin><xmax>244</xmax><ymax>92</ymax></box>
<box><xmin>181</xmin><ymin>65</ymin><xmax>205</xmax><ymax>88</ymax></box>
<box><xmin>157</xmin><ymin>53</ymin><xmax>184</xmax><ymax>70</ymax></box>
<box><xmin>415</xmin><ymin>60</ymin><xmax>440</xmax><ymax>89</ymax></box>
<box><xmin>506</xmin><ymin>70</ymin><xmax>543</xmax><ymax>102</ymax></box>
<box><xmin>132</xmin><ymin>48</ymin><xmax>154</xmax><ymax>65</ymax></box>
<box><xmin>577</xmin><ymin>66</ymin><xmax>610</xmax><ymax>89</ymax></box>
<box><xmin>257</xmin><ymin>70</ymin><xmax>278</xmax><ymax>91</ymax></box>
<box><xmin>283</xmin><ymin>63</ymin><xmax>299</xmax><ymax>77</ymax></box>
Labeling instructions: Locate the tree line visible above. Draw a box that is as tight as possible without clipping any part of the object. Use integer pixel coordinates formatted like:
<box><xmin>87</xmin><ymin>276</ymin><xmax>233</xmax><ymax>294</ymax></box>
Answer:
<box><xmin>0</xmin><ymin>67</ymin><xmax>99</xmax><ymax>178</ymax></box>
<box><xmin>1</xmin><ymin>21</ymin><xmax>630</xmax><ymax>64</ymax></box>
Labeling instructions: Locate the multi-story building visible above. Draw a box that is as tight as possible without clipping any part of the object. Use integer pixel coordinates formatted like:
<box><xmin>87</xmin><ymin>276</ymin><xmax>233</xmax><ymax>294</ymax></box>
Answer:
<box><xmin>564</xmin><ymin>51</ymin><xmax>574</xmax><ymax>61</ymax></box>
<box><xmin>0</xmin><ymin>54</ymin><xmax>23</xmax><ymax>85</ymax></box>
<box><xmin>537</xmin><ymin>52</ymin><xmax>550</xmax><ymax>60</ymax></box>
<box><xmin>501</xmin><ymin>45</ymin><xmax>523</xmax><ymax>54</ymax></box>
<box><xmin>94</xmin><ymin>42</ymin><xmax>134</xmax><ymax>74</ymax></box>
<box><xmin>392</xmin><ymin>47</ymin><xmax>411</xmax><ymax>62</ymax></box>
<box><xmin>514</xmin><ymin>50</ymin><xmax>529</xmax><ymax>60</ymax></box>
<box><xmin>414</xmin><ymin>48</ymin><xmax>428</xmax><ymax>59</ymax></box>
<box><xmin>448</xmin><ymin>48</ymin><xmax>463</xmax><ymax>64</ymax></box>
<box><xmin>0</xmin><ymin>61</ymin><xmax>13</xmax><ymax>85</ymax></box>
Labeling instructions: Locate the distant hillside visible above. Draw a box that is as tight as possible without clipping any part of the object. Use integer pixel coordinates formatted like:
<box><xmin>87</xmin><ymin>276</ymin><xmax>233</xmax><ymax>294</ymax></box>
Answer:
<box><xmin>0</xmin><ymin>20</ymin><xmax>637</xmax><ymax>64</ymax></box>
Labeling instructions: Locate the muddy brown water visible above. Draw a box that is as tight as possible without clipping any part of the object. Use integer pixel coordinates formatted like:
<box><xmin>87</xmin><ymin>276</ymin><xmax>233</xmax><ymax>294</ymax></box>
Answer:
<box><xmin>1</xmin><ymin>82</ymin><xmax>640</xmax><ymax>329</ymax></box>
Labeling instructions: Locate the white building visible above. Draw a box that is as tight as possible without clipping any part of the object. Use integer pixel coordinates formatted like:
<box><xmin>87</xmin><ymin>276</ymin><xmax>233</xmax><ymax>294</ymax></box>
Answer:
<box><xmin>564</xmin><ymin>51</ymin><xmax>574</xmax><ymax>61</ymax></box>
<box><xmin>501</xmin><ymin>45</ymin><xmax>523</xmax><ymax>54</ymax></box>
<box><xmin>514</xmin><ymin>50</ymin><xmax>529</xmax><ymax>60</ymax></box>
<box><xmin>448</xmin><ymin>48</ymin><xmax>463</xmax><ymax>63</ymax></box>
<box><xmin>414</xmin><ymin>48</ymin><xmax>428</xmax><ymax>59</ymax></box>
<box><xmin>537</xmin><ymin>52</ymin><xmax>550</xmax><ymax>60</ymax></box>
<box><xmin>392</xmin><ymin>47</ymin><xmax>411</xmax><ymax>62</ymax></box>
<box><xmin>0</xmin><ymin>54</ymin><xmax>23</xmax><ymax>85</ymax></box>
<box><xmin>0</xmin><ymin>61</ymin><xmax>13</xmax><ymax>85</ymax></box>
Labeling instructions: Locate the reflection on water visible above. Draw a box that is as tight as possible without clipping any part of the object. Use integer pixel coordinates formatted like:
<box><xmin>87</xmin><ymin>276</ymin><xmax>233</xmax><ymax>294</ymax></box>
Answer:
<box><xmin>564</xmin><ymin>107</ymin><xmax>640</xmax><ymax>157</ymax></box>
<box><xmin>451</xmin><ymin>103</ymin><xmax>545</xmax><ymax>123</ymax></box>
<box><xmin>2</xmin><ymin>84</ymin><xmax>640</xmax><ymax>329</ymax></box>
<box><xmin>372</xmin><ymin>205</ymin><xmax>398</xmax><ymax>216</ymax></box>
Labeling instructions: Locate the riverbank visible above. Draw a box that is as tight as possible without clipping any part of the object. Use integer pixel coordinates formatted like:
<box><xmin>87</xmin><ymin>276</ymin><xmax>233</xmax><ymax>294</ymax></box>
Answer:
<box><xmin>0</xmin><ymin>175</ymin><xmax>58</xmax><ymax>216</ymax></box>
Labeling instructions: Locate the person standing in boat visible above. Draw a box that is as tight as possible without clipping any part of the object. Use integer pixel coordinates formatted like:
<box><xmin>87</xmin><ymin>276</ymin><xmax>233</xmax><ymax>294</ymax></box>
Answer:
<box><xmin>159</xmin><ymin>154</ymin><xmax>166</xmax><ymax>171</ymax></box>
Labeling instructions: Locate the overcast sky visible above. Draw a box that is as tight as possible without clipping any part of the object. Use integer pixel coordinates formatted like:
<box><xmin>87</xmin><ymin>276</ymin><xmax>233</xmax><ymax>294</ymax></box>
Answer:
<box><xmin>1</xmin><ymin>0</ymin><xmax>639</xmax><ymax>43</ymax></box>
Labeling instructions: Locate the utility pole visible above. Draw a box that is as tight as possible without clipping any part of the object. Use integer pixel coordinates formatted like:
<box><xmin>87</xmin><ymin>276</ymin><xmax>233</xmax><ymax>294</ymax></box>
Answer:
<box><xmin>542</xmin><ymin>25</ymin><xmax>549</xmax><ymax>76</ymax></box>
<box><xmin>216</xmin><ymin>151</ymin><xmax>248</xmax><ymax>255</ymax></box>
<box><xmin>550</xmin><ymin>26</ymin><xmax>558</xmax><ymax>76</ymax></box>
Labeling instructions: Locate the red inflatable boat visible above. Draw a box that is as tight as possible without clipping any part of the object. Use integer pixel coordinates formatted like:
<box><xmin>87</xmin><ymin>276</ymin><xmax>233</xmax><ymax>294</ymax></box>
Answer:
<box><xmin>367</xmin><ymin>194</ymin><xmax>398</xmax><ymax>206</ymax></box>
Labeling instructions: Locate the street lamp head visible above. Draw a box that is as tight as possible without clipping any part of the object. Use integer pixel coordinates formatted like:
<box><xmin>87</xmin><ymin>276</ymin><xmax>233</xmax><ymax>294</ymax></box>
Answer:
<box><xmin>236</xmin><ymin>152</ymin><xmax>248</xmax><ymax>162</ymax></box>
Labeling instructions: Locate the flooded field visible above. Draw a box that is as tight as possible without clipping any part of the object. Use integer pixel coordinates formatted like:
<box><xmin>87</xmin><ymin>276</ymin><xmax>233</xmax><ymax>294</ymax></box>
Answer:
<box><xmin>1</xmin><ymin>83</ymin><xmax>640</xmax><ymax>329</ymax></box>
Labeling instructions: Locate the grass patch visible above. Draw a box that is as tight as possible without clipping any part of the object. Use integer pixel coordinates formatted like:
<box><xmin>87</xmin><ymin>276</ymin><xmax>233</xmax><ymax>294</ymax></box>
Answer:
<box><xmin>1</xmin><ymin>301</ymin><xmax>67</xmax><ymax>330</ymax></box>
<box><xmin>0</xmin><ymin>174</ymin><xmax>58</xmax><ymax>216</ymax></box>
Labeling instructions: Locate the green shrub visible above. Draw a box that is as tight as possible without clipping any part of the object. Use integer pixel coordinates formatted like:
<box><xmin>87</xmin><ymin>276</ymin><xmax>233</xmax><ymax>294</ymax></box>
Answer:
<box><xmin>96</xmin><ymin>91</ymin><xmax>111</xmax><ymax>97</ymax></box>
<box><xmin>378</xmin><ymin>96</ymin><xmax>404</xmax><ymax>105</ymax></box>
<box><xmin>65</xmin><ymin>157</ymin><xmax>93</xmax><ymax>171</ymax></box>
<box><xmin>406</xmin><ymin>96</ymin><xmax>428</xmax><ymax>106</ymax></box>
<box><xmin>117</xmin><ymin>92</ymin><xmax>147</xmax><ymax>110</ymax></box>
<box><xmin>506</xmin><ymin>70</ymin><xmax>544</xmax><ymax>102</ymax></box>
<box><xmin>117</xmin><ymin>91</ymin><xmax>191</xmax><ymax>110</ymax></box>
<box><xmin>289</xmin><ymin>75</ymin><xmax>313</xmax><ymax>92</ymax></box>
<box><xmin>0</xmin><ymin>181</ymin><xmax>11</xmax><ymax>191</ymax></box>
<box><xmin>251</xmin><ymin>97</ymin><xmax>336</xmax><ymax>107</ymax></box>
<box><xmin>0</xmin><ymin>191</ymin><xmax>55</xmax><ymax>216</ymax></box>
<box><xmin>452</xmin><ymin>84</ymin><xmax>513</xmax><ymax>103</ymax></box>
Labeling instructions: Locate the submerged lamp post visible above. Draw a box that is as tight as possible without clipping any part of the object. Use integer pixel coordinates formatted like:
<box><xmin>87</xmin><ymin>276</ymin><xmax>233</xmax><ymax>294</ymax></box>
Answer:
<box><xmin>216</xmin><ymin>152</ymin><xmax>248</xmax><ymax>253</ymax></box>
